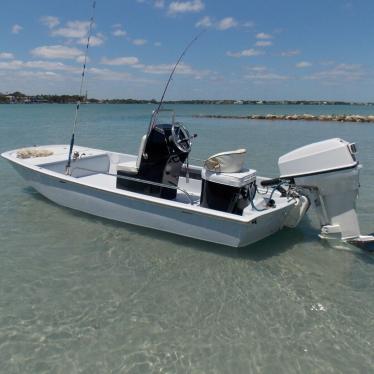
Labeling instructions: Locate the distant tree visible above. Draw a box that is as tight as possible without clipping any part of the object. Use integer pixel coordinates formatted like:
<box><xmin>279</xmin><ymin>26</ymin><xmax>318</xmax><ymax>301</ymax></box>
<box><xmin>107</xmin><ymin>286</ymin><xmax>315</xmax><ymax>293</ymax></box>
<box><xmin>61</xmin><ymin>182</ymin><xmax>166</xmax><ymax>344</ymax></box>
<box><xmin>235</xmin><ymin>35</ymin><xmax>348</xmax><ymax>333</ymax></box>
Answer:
<box><xmin>11</xmin><ymin>91</ymin><xmax>26</xmax><ymax>97</ymax></box>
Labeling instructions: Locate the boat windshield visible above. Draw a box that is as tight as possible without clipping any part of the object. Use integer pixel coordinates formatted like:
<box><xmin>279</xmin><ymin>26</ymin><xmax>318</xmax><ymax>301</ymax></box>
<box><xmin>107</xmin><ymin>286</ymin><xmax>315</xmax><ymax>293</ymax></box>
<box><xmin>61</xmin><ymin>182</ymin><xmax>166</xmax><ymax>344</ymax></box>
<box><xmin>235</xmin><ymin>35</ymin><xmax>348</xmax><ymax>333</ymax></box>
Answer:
<box><xmin>148</xmin><ymin>108</ymin><xmax>176</xmax><ymax>134</ymax></box>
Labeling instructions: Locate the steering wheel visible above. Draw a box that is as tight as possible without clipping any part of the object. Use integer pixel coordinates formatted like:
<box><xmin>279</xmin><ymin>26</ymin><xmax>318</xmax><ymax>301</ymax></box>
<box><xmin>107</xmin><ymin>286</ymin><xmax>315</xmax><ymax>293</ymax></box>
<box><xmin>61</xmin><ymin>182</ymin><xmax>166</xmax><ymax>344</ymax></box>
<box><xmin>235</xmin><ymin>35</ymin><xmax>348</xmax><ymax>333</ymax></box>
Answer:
<box><xmin>171</xmin><ymin>122</ymin><xmax>192</xmax><ymax>153</ymax></box>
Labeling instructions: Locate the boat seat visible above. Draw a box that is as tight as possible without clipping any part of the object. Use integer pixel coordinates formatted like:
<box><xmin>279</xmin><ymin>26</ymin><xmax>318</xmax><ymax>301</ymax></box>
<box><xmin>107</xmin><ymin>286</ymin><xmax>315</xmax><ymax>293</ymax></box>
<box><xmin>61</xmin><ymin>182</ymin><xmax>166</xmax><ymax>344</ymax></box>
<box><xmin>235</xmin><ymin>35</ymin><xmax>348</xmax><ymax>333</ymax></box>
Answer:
<box><xmin>117</xmin><ymin>134</ymin><xmax>147</xmax><ymax>175</ymax></box>
<box><xmin>204</xmin><ymin>148</ymin><xmax>247</xmax><ymax>173</ymax></box>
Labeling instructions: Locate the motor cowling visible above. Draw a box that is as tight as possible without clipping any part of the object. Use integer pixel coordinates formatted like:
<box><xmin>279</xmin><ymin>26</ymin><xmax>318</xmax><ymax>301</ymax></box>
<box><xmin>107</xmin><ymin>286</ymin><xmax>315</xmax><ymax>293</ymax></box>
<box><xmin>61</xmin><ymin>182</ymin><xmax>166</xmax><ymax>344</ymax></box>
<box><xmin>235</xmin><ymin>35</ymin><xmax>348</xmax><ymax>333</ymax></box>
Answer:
<box><xmin>278</xmin><ymin>138</ymin><xmax>362</xmax><ymax>240</ymax></box>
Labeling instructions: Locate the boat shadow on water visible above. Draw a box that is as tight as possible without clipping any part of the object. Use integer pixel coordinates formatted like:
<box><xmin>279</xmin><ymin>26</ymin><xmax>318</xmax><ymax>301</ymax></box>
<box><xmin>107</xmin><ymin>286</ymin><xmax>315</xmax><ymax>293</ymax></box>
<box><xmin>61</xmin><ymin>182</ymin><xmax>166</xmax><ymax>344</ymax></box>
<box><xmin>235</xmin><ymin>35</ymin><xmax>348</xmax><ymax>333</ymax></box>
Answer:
<box><xmin>24</xmin><ymin>186</ymin><xmax>319</xmax><ymax>261</ymax></box>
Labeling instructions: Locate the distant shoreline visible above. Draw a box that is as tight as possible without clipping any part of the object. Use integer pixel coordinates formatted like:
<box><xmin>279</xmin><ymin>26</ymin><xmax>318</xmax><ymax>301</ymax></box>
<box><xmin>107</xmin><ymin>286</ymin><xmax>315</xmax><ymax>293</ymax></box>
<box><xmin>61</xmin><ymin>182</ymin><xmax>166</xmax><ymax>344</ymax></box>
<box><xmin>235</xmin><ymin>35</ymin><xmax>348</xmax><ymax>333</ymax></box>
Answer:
<box><xmin>193</xmin><ymin>114</ymin><xmax>374</xmax><ymax>123</ymax></box>
<box><xmin>1</xmin><ymin>93</ymin><xmax>374</xmax><ymax>106</ymax></box>
<box><xmin>2</xmin><ymin>100</ymin><xmax>374</xmax><ymax>106</ymax></box>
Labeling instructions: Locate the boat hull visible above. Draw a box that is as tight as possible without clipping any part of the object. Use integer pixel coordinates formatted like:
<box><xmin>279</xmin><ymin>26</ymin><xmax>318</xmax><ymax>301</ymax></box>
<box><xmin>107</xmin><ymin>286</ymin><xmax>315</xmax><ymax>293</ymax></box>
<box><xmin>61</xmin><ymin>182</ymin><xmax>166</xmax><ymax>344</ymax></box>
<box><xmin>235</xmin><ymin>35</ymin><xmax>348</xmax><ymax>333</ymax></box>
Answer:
<box><xmin>9</xmin><ymin>162</ymin><xmax>293</xmax><ymax>247</ymax></box>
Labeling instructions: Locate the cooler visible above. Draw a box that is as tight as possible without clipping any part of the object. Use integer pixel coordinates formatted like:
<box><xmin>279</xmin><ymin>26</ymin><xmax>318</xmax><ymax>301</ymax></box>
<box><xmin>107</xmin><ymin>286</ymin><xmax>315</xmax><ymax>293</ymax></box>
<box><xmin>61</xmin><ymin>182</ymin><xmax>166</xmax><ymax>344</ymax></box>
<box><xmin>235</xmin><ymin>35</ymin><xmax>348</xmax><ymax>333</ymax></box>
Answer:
<box><xmin>200</xmin><ymin>168</ymin><xmax>257</xmax><ymax>215</ymax></box>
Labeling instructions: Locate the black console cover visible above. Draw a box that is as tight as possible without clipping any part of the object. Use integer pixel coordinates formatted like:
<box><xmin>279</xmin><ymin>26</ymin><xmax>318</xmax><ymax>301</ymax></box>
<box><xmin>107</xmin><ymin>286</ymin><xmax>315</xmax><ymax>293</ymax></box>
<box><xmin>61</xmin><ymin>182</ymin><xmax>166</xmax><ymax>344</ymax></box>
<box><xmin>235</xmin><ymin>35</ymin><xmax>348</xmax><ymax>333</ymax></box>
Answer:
<box><xmin>117</xmin><ymin>123</ymin><xmax>189</xmax><ymax>199</ymax></box>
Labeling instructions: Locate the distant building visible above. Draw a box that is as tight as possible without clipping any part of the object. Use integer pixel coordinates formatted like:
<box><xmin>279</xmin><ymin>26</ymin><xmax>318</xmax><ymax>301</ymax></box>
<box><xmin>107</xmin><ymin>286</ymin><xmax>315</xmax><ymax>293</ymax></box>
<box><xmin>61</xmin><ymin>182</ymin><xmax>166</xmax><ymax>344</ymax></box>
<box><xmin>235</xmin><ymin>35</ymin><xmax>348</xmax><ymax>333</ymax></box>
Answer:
<box><xmin>5</xmin><ymin>95</ymin><xmax>15</xmax><ymax>103</ymax></box>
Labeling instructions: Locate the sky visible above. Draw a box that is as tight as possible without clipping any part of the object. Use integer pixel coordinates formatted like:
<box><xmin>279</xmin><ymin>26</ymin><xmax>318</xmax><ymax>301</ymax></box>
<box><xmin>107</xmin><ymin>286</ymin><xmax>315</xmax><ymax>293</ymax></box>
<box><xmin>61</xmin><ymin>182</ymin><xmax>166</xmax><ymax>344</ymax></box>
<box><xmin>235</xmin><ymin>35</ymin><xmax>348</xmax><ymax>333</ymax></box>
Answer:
<box><xmin>1</xmin><ymin>0</ymin><xmax>374</xmax><ymax>101</ymax></box>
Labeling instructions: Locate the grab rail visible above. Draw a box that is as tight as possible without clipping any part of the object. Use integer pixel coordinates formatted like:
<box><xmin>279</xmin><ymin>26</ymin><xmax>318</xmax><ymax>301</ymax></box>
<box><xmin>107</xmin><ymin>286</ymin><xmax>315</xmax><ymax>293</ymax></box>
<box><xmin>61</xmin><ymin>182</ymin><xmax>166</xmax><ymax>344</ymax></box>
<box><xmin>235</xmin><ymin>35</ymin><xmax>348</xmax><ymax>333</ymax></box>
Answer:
<box><xmin>148</xmin><ymin>108</ymin><xmax>176</xmax><ymax>136</ymax></box>
<box><xmin>72</xmin><ymin>166</ymin><xmax>194</xmax><ymax>205</ymax></box>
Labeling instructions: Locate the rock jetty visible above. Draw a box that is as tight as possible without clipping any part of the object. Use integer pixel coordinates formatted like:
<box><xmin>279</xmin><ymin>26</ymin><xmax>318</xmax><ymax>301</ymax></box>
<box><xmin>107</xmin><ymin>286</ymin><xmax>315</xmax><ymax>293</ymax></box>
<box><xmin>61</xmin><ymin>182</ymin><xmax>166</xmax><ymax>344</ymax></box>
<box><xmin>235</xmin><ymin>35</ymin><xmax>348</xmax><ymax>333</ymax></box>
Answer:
<box><xmin>193</xmin><ymin>114</ymin><xmax>374</xmax><ymax>123</ymax></box>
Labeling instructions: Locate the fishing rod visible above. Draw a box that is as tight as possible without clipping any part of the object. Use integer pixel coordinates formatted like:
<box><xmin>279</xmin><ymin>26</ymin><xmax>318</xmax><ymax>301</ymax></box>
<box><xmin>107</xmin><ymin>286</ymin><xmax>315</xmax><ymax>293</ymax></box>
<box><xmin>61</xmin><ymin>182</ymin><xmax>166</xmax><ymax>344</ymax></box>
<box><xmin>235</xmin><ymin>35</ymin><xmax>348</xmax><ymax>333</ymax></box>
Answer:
<box><xmin>65</xmin><ymin>1</ymin><xmax>96</xmax><ymax>175</ymax></box>
<box><xmin>149</xmin><ymin>30</ymin><xmax>206</xmax><ymax>132</ymax></box>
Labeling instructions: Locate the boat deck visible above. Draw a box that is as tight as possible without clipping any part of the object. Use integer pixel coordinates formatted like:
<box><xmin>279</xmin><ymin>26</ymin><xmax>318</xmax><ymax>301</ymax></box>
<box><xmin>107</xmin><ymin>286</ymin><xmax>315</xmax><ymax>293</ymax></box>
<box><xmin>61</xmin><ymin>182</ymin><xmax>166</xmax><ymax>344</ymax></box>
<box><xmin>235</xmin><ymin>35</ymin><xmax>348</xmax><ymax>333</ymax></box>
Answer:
<box><xmin>76</xmin><ymin>171</ymin><xmax>273</xmax><ymax>217</ymax></box>
<box><xmin>5</xmin><ymin>145</ymin><xmax>107</xmax><ymax>166</ymax></box>
<box><xmin>78</xmin><ymin>173</ymin><xmax>202</xmax><ymax>205</ymax></box>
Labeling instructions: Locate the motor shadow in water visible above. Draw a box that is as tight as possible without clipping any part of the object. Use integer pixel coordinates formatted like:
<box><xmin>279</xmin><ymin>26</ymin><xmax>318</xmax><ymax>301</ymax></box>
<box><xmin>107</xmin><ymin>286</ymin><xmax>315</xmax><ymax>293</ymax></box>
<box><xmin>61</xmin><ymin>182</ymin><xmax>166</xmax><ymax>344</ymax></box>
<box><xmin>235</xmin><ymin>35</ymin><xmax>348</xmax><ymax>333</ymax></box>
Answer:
<box><xmin>318</xmin><ymin>233</ymin><xmax>374</xmax><ymax>263</ymax></box>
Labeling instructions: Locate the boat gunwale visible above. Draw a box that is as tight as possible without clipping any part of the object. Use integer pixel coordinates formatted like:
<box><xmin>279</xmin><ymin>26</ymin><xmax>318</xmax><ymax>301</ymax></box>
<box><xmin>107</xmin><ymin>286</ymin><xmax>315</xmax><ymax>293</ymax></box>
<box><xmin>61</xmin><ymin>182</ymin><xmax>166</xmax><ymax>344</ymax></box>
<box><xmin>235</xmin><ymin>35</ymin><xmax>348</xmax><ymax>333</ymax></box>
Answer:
<box><xmin>1</xmin><ymin>147</ymin><xmax>296</xmax><ymax>225</ymax></box>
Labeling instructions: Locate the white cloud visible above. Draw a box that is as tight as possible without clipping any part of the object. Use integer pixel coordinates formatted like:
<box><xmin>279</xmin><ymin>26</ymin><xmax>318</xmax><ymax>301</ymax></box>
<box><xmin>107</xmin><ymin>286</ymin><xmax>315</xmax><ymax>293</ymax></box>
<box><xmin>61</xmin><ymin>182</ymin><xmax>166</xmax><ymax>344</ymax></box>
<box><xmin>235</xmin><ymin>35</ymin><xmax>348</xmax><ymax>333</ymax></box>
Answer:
<box><xmin>78</xmin><ymin>34</ymin><xmax>105</xmax><ymax>46</ymax></box>
<box><xmin>141</xmin><ymin>63</ymin><xmax>181</xmax><ymax>74</ymax></box>
<box><xmin>24</xmin><ymin>60</ymin><xmax>79</xmax><ymax>72</ymax></box>
<box><xmin>76</xmin><ymin>55</ymin><xmax>90</xmax><ymax>63</ymax></box>
<box><xmin>217</xmin><ymin>17</ymin><xmax>237</xmax><ymax>30</ymax></box>
<box><xmin>154</xmin><ymin>41</ymin><xmax>162</xmax><ymax>47</ymax></box>
<box><xmin>140</xmin><ymin>62</ymin><xmax>210</xmax><ymax>79</ymax></box>
<box><xmin>246</xmin><ymin>72</ymin><xmax>288</xmax><ymax>81</ymax></box>
<box><xmin>132</xmin><ymin>39</ymin><xmax>147</xmax><ymax>46</ymax></box>
<box><xmin>112</xmin><ymin>24</ymin><xmax>127</xmax><ymax>37</ymax></box>
<box><xmin>168</xmin><ymin>0</ymin><xmax>204</xmax><ymax>15</ymax></box>
<box><xmin>51</xmin><ymin>21</ymin><xmax>90</xmax><ymax>38</ymax></box>
<box><xmin>11</xmin><ymin>24</ymin><xmax>23</xmax><ymax>34</ymax></box>
<box><xmin>249</xmin><ymin>66</ymin><xmax>267</xmax><ymax>72</ymax></box>
<box><xmin>306</xmin><ymin>64</ymin><xmax>364</xmax><ymax>81</ymax></box>
<box><xmin>0</xmin><ymin>52</ymin><xmax>14</xmax><ymax>59</ymax></box>
<box><xmin>255</xmin><ymin>41</ymin><xmax>272</xmax><ymax>47</ymax></box>
<box><xmin>296</xmin><ymin>61</ymin><xmax>312</xmax><ymax>68</ymax></box>
<box><xmin>0</xmin><ymin>59</ymin><xmax>80</xmax><ymax>74</ymax></box>
<box><xmin>101</xmin><ymin>56</ymin><xmax>140</xmax><ymax>66</ymax></box>
<box><xmin>245</xmin><ymin>67</ymin><xmax>288</xmax><ymax>81</ymax></box>
<box><xmin>243</xmin><ymin>21</ymin><xmax>255</xmax><ymax>28</ymax></box>
<box><xmin>136</xmin><ymin>0</ymin><xmax>165</xmax><ymax>8</ymax></box>
<box><xmin>40</xmin><ymin>16</ymin><xmax>60</xmax><ymax>29</ymax></box>
<box><xmin>112</xmin><ymin>29</ymin><xmax>127</xmax><ymax>37</ymax></box>
<box><xmin>256</xmin><ymin>32</ymin><xmax>272</xmax><ymax>39</ymax></box>
<box><xmin>195</xmin><ymin>16</ymin><xmax>238</xmax><ymax>31</ymax></box>
<box><xmin>280</xmin><ymin>50</ymin><xmax>300</xmax><ymax>57</ymax></box>
<box><xmin>50</xmin><ymin>20</ymin><xmax>104</xmax><ymax>47</ymax></box>
<box><xmin>195</xmin><ymin>16</ymin><xmax>212</xmax><ymax>28</ymax></box>
<box><xmin>31</xmin><ymin>45</ymin><xmax>83</xmax><ymax>60</ymax></box>
<box><xmin>154</xmin><ymin>0</ymin><xmax>165</xmax><ymax>8</ymax></box>
<box><xmin>16</xmin><ymin>71</ymin><xmax>61</xmax><ymax>80</ymax></box>
<box><xmin>0</xmin><ymin>60</ymin><xmax>23</xmax><ymax>70</ymax></box>
<box><xmin>89</xmin><ymin>67</ymin><xmax>132</xmax><ymax>81</ymax></box>
<box><xmin>226</xmin><ymin>49</ymin><xmax>263</xmax><ymax>58</ymax></box>
<box><xmin>89</xmin><ymin>67</ymin><xmax>158</xmax><ymax>84</ymax></box>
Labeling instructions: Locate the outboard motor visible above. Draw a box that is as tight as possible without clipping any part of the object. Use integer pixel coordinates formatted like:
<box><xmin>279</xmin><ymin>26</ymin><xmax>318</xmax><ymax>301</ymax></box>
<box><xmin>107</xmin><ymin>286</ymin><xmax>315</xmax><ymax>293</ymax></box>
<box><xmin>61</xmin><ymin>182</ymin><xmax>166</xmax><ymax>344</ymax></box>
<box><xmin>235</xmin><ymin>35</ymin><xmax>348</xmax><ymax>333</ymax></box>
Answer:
<box><xmin>278</xmin><ymin>138</ymin><xmax>374</xmax><ymax>248</ymax></box>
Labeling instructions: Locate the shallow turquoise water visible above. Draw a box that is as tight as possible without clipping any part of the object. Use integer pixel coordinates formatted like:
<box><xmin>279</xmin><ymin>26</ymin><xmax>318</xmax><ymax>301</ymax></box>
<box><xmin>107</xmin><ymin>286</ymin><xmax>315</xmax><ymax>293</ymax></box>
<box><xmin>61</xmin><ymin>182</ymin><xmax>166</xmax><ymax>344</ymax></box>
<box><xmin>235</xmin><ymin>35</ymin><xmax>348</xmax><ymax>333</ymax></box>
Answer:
<box><xmin>0</xmin><ymin>104</ymin><xmax>373</xmax><ymax>373</ymax></box>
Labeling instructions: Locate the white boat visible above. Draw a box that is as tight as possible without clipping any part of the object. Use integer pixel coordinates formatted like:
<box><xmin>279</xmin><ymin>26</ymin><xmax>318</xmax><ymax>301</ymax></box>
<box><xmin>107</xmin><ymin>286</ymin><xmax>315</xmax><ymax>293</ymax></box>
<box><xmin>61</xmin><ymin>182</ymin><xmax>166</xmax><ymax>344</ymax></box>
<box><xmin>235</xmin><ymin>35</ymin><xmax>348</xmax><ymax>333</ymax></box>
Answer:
<box><xmin>2</xmin><ymin>109</ymin><xmax>373</xmax><ymax>249</ymax></box>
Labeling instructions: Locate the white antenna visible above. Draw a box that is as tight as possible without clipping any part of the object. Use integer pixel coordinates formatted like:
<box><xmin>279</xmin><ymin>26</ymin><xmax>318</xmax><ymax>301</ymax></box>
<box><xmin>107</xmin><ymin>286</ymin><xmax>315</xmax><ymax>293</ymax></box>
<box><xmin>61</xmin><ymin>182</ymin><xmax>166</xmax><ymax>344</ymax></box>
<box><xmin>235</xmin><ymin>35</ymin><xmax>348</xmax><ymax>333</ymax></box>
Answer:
<box><xmin>148</xmin><ymin>30</ymin><xmax>205</xmax><ymax>132</ymax></box>
<box><xmin>65</xmin><ymin>1</ymin><xmax>96</xmax><ymax>175</ymax></box>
